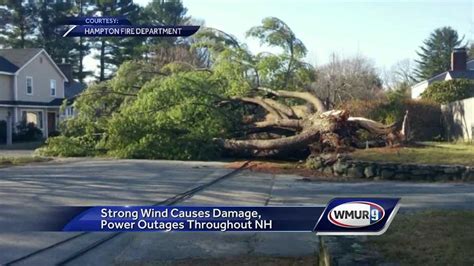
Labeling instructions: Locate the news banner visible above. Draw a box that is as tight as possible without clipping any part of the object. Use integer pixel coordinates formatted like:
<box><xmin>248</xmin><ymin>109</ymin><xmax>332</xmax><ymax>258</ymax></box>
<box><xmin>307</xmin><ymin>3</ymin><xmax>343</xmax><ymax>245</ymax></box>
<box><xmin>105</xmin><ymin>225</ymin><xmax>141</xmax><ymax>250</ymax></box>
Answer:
<box><xmin>57</xmin><ymin>16</ymin><xmax>199</xmax><ymax>37</ymax></box>
<box><xmin>3</xmin><ymin>198</ymin><xmax>400</xmax><ymax>235</ymax></box>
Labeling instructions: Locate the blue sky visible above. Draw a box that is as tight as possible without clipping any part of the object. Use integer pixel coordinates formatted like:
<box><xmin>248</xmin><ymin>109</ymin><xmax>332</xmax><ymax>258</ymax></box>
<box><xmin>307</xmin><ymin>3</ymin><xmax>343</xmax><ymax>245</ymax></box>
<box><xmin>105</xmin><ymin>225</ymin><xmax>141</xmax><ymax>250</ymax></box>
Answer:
<box><xmin>134</xmin><ymin>0</ymin><xmax>473</xmax><ymax>70</ymax></box>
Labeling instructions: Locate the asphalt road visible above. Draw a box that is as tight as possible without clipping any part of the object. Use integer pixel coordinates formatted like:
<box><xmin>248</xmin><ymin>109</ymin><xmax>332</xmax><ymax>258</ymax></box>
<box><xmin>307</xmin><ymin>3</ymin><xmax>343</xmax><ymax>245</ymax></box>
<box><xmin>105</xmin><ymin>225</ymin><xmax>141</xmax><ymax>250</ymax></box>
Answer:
<box><xmin>0</xmin><ymin>158</ymin><xmax>473</xmax><ymax>265</ymax></box>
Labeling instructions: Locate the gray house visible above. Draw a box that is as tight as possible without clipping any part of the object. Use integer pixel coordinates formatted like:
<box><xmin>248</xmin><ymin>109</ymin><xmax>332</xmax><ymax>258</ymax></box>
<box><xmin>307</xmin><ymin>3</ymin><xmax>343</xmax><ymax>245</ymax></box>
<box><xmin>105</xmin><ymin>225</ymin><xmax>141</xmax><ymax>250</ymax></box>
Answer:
<box><xmin>0</xmin><ymin>48</ymin><xmax>75</xmax><ymax>139</ymax></box>
<box><xmin>411</xmin><ymin>48</ymin><xmax>474</xmax><ymax>98</ymax></box>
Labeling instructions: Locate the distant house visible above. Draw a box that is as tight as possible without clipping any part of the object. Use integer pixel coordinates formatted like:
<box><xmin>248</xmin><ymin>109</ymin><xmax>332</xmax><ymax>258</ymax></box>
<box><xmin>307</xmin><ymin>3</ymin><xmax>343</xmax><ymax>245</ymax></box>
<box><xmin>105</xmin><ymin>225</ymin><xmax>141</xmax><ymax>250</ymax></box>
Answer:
<box><xmin>411</xmin><ymin>48</ymin><xmax>474</xmax><ymax>99</ymax></box>
<box><xmin>0</xmin><ymin>48</ymin><xmax>86</xmax><ymax>139</ymax></box>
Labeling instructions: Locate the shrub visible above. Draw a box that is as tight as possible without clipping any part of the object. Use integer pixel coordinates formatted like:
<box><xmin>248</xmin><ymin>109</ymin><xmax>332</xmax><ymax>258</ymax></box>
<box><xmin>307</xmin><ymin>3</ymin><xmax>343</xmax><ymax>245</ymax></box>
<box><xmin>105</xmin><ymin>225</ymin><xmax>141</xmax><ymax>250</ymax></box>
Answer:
<box><xmin>13</xmin><ymin>121</ymin><xmax>43</xmax><ymax>142</ymax></box>
<box><xmin>341</xmin><ymin>96</ymin><xmax>442</xmax><ymax>141</ymax></box>
<box><xmin>404</xmin><ymin>100</ymin><xmax>443</xmax><ymax>140</ymax></box>
<box><xmin>39</xmin><ymin>67</ymin><xmax>243</xmax><ymax>160</ymax></box>
<box><xmin>48</xmin><ymin>130</ymin><xmax>61</xmax><ymax>137</ymax></box>
<box><xmin>421</xmin><ymin>79</ymin><xmax>474</xmax><ymax>104</ymax></box>
<box><xmin>103</xmin><ymin>72</ymin><xmax>240</xmax><ymax>160</ymax></box>
<box><xmin>37</xmin><ymin>136</ymin><xmax>96</xmax><ymax>157</ymax></box>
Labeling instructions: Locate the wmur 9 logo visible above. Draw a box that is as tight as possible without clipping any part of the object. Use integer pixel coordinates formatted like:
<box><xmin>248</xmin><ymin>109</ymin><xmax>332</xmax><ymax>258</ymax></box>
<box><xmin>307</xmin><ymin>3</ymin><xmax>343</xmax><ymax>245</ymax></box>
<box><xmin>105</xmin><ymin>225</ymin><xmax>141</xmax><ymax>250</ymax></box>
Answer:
<box><xmin>328</xmin><ymin>201</ymin><xmax>385</xmax><ymax>228</ymax></box>
<box><xmin>314</xmin><ymin>198</ymin><xmax>400</xmax><ymax>235</ymax></box>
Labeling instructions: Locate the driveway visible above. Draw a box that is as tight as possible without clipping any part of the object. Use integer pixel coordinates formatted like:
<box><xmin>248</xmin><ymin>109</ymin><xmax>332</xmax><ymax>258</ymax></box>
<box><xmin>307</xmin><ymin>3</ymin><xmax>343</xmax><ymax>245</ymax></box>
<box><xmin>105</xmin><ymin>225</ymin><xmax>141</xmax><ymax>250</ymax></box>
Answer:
<box><xmin>0</xmin><ymin>158</ymin><xmax>472</xmax><ymax>265</ymax></box>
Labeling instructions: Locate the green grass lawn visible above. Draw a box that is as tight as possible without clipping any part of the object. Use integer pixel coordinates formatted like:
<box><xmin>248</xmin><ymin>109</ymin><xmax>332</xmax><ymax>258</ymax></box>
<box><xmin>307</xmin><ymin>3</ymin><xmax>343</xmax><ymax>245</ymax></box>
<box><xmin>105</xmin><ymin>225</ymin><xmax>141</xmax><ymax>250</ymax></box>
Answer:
<box><xmin>369</xmin><ymin>210</ymin><xmax>474</xmax><ymax>266</ymax></box>
<box><xmin>351</xmin><ymin>142</ymin><xmax>474</xmax><ymax>165</ymax></box>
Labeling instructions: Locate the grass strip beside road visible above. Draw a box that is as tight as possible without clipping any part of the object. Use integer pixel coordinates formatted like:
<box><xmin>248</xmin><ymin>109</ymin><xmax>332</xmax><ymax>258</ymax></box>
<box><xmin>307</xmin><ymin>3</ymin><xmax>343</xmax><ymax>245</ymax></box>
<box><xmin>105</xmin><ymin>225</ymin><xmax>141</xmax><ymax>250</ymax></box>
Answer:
<box><xmin>352</xmin><ymin>142</ymin><xmax>474</xmax><ymax>165</ymax></box>
<box><xmin>0</xmin><ymin>156</ymin><xmax>51</xmax><ymax>168</ymax></box>
<box><xmin>369</xmin><ymin>210</ymin><xmax>474</xmax><ymax>265</ymax></box>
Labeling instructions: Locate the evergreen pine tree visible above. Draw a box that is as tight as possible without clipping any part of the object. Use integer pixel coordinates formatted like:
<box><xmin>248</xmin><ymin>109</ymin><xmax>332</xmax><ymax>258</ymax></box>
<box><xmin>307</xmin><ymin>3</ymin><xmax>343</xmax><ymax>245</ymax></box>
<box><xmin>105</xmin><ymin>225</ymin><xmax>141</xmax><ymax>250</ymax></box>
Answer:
<box><xmin>415</xmin><ymin>27</ymin><xmax>464</xmax><ymax>80</ymax></box>
<box><xmin>0</xmin><ymin>0</ymin><xmax>37</xmax><ymax>48</ymax></box>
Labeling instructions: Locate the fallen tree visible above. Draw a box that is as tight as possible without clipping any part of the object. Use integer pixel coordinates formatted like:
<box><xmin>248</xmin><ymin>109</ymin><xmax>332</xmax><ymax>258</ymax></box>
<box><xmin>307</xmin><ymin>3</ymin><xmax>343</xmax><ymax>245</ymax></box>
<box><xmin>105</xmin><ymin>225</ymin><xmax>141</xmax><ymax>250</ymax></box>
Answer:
<box><xmin>39</xmin><ymin>17</ymin><xmax>410</xmax><ymax>161</ymax></box>
<box><xmin>214</xmin><ymin>86</ymin><xmax>408</xmax><ymax>156</ymax></box>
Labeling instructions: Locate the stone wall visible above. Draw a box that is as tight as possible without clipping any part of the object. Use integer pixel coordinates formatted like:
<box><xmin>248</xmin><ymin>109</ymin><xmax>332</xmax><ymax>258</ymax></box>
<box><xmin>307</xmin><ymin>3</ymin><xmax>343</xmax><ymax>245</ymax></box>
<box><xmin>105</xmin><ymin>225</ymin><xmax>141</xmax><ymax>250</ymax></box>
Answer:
<box><xmin>307</xmin><ymin>154</ymin><xmax>474</xmax><ymax>181</ymax></box>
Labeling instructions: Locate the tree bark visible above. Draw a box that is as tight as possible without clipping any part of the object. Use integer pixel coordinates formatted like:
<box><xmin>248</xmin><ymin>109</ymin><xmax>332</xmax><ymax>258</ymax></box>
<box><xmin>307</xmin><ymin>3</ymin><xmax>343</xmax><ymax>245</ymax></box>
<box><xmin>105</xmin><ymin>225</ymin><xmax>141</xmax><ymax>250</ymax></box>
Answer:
<box><xmin>216</xmin><ymin>113</ymin><xmax>337</xmax><ymax>151</ymax></box>
<box><xmin>259</xmin><ymin>98</ymin><xmax>295</xmax><ymax>118</ymax></box>
<box><xmin>216</xmin><ymin>128</ymin><xmax>320</xmax><ymax>150</ymax></box>
<box><xmin>347</xmin><ymin>117</ymin><xmax>396</xmax><ymax>135</ymax></box>
<box><xmin>218</xmin><ymin>87</ymin><xmax>401</xmax><ymax>156</ymax></box>
<box><xmin>257</xmin><ymin>87</ymin><xmax>327</xmax><ymax>113</ymax></box>
<box><xmin>254</xmin><ymin>119</ymin><xmax>302</xmax><ymax>130</ymax></box>
<box><xmin>233</xmin><ymin>97</ymin><xmax>285</xmax><ymax>118</ymax></box>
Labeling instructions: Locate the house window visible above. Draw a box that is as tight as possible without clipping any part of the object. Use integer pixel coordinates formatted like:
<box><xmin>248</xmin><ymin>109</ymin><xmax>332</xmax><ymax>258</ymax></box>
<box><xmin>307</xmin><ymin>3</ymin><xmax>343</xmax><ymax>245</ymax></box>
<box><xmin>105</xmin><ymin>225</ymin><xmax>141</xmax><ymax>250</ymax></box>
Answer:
<box><xmin>26</xmin><ymin>77</ymin><xmax>33</xmax><ymax>95</ymax></box>
<box><xmin>65</xmin><ymin>106</ymin><xmax>75</xmax><ymax>117</ymax></box>
<box><xmin>21</xmin><ymin>110</ymin><xmax>43</xmax><ymax>129</ymax></box>
<box><xmin>50</xmin><ymin>79</ymin><xmax>56</xmax><ymax>96</ymax></box>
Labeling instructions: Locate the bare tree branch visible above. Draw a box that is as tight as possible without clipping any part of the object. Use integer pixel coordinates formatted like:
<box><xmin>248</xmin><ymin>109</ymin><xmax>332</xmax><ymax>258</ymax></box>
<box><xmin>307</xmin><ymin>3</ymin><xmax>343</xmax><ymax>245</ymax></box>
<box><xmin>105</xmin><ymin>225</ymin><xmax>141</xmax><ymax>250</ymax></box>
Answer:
<box><xmin>257</xmin><ymin>87</ymin><xmax>327</xmax><ymax>113</ymax></box>
<box><xmin>232</xmin><ymin>96</ymin><xmax>286</xmax><ymax>118</ymax></box>
<box><xmin>348</xmin><ymin>117</ymin><xmax>396</xmax><ymax>135</ymax></box>
<box><xmin>259</xmin><ymin>98</ymin><xmax>296</xmax><ymax>118</ymax></box>
<box><xmin>254</xmin><ymin>118</ymin><xmax>302</xmax><ymax>130</ymax></box>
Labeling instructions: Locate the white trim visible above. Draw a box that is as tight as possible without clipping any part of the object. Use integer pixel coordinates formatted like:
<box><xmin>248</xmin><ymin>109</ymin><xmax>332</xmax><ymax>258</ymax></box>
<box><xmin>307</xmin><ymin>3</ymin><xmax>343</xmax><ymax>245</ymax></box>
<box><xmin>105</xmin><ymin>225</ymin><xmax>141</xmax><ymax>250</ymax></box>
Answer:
<box><xmin>14</xmin><ymin>106</ymin><xmax>18</xmax><ymax>124</ymax></box>
<box><xmin>50</xmin><ymin>79</ymin><xmax>57</xmax><ymax>96</ymax></box>
<box><xmin>44</xmin><ymin>110</ymin><xmax>48</xmax><ymax>137</ymax></box>
<box><xmin>26</xmin><ymin>76</ymin><xmax>33</xmax><ymax>95</ymax></box>
<box><xmin>0</xmin><ymin>71</ymin><xmax>14</xmax><ymax>75</ymax></box>
<box><xmin>0</xmin><ymin>104</ymin><xmax>62</xmax><ymax>108</ymax></box>
<box><xmin>13</xmin><ymin>74</ymin><xmax>17</xmax><ymax>101</ymax></box>
<box><xmin>15</xmin><ymin>49</ymin><xmax>69</xmax><ymax>82</ymax></box>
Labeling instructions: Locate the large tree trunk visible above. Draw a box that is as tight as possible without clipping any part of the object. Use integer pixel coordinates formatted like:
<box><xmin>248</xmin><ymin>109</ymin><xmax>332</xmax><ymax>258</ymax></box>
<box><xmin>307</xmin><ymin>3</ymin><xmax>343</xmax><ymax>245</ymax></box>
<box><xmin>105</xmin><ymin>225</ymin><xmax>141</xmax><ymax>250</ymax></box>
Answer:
<box><xmin>216</xmin><ymin>88</ymin><xmax>405</xmax><ymax>156</ymax></box>
<box><xmin>216</xmin><ymin>113</ymin><xmax>337</xmax><ymax>150</ymax></box>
